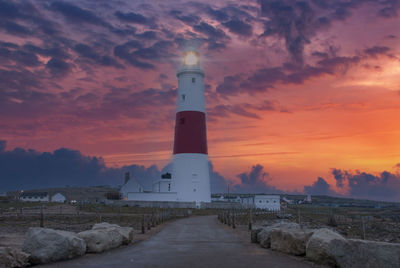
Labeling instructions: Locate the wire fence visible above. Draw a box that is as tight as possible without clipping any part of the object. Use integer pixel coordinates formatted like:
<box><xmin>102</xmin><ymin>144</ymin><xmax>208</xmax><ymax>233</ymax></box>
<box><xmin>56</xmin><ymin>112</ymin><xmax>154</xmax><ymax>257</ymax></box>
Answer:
<box><xmin>0</xmin><ymin>205</ymin><xmax>192</xmax><ymax>234</ymax></box>
<box><xmin>217</xmin><ymin>206</ymin><xmax>400</xmax><ymax>243</ymax></box>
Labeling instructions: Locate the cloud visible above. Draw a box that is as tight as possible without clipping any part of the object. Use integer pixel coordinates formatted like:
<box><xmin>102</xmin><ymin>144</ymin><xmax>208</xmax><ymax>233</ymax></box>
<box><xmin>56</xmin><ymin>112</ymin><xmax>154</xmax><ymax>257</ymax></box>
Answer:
<box><xmin>363</xmin><ymin>46</ymin><xmax>391</xmax><ymax>58</ymax></box>
<box><xmin>234</xmin><ymin>164</ymin><xmax>282</xmax><ymax>194</ymax></box>
<box><xmin>193</xmin><ymin>22</ymin><xmax>229</xmax><ymax>41</ymax></box>
<box><xmin>115</xmin><ymin>11</ymin><xmax>149</xmax><ymax>24</ymax></box>
<box><xmin>208</xmin><ymin>162</ymin><xmax>229</xmax><ymax>193</ymax></box>
<box><xmin>74</xmin><ymin>43</ymin><xmax>122</xmax><ymax>68</ymax></box>
<box><xmin>304</xmin><ymin>177</ymin><xmax>333</xmax><ymax>195</ymax></box>
<box><xmin>113</xmin><ymin>40</ymin><xmax>154</xmax><ymax>69</ymax></box>
<box><xmin>169</xmin><ymin>10</ymin><xmax>200</xmax><ymax>25</ymax></box>
<box><xmin>216</xmin><ymin>55</ymin><xmax>362</xmax><ymax>96</ymax></box>
<box><xmin>0</xmin><ymin>142</ymin><xmax>169</xmax><ymax>191</ymax></box>
<box><xmin>0</xmin><ymin>146</ymin><xmax>117</xmax><ymax>190</ymax></box>
<box><xmin>260</xmin><ymin>0</ymin><xmax>321</xmax><ymax>65</ymax></box>
<box><xmin>330</xmin><ymin>168</ymin><xmax>400</xmax><ymax>201</ymax></box>
<box><xmin>222</xmin><ymin>19</ymin><xmax>252</xmax><ymax>36</ymax></box>
<box><xmin>0</xmin><ymin>140</ymin><xmax>6</xmax><ymax>152</ymax></box>
<box><xmin>0</xmin><ymin>142</ymin><xmax>231</xmax><ymax>193</ymax></box>
<box><xmin>46</xmin><ymin>58</ymin><xmax>71</xmax><ymax>77</ymax></box>
<box><xmin>49</xmin><ymin>2</ymin><xmax>110</xmax><ymax>28</ymax></box>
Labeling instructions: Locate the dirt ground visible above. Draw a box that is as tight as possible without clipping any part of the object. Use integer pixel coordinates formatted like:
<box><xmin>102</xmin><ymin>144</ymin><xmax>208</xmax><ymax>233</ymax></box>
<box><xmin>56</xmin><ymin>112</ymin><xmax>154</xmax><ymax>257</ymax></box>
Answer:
<box><xmin>0</xmin><ymin>204</ymin><xmax>179</xmax><ymax>251</ymax></box>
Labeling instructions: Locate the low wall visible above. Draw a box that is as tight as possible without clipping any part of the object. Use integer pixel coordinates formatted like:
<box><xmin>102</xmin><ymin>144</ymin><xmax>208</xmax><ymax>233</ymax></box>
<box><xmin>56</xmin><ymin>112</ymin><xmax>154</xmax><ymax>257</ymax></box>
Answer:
<box><xmin>106</xmin><ymin>200</ymin><xmax>197</xmax><ymax>208</ymax></box>
<box><xmin>201</xmin><ymin>202</ymin><xmax>244</xmax><ymax>209</ymax></box>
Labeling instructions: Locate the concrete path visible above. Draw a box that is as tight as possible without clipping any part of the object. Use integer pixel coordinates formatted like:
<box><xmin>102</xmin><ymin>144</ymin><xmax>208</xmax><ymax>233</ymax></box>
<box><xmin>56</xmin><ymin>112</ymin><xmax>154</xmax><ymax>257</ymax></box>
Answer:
<box><xmin>40</xmin><ymin>216</ymin><xmax>321</xmax><ymax>268</ymax></box>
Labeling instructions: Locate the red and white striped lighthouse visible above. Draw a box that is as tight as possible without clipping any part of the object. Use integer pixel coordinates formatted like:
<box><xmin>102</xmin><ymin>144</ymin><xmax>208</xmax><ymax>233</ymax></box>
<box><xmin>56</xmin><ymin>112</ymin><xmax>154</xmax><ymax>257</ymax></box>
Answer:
<box><xmin>171</xmin><ymin>49</ymin><xmax>211</xmax><ymax>203</ymax></box>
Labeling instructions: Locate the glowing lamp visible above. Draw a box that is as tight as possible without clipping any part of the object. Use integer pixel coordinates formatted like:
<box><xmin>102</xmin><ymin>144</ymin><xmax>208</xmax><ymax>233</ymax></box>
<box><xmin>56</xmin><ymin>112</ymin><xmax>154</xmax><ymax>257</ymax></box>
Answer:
<box><xmin>183</xmin><ymin>51</ymin><xmax>199</xmax><ymax>66</ymax></box>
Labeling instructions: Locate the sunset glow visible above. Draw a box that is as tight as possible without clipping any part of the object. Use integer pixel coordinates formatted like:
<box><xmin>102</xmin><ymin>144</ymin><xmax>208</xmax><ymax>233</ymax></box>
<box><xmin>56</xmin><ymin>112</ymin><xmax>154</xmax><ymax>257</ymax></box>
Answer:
<box><xmin>1</xmin><ymin>0</ymin><xmax>400</xmax><ymax>201</ymax></box>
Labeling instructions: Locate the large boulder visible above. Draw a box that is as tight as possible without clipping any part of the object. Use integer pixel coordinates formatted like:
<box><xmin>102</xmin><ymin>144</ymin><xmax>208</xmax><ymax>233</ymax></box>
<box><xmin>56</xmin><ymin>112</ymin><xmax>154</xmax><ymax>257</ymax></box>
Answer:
<box><xmin>270</xmin><ymin>227</ymin><xmax>314</xmax><ymax>255</ymax></box>
<box><xmin>78</xmin><ymin>228</ymin><xmax>123</xmax><ymax>253</ymax></box>
<box><xmin>306</xmin><ymin>228</ymin><xmax>348</xmax><ymax>267</ymax></box>
<box><xmin>92</xmin><ymin>222</ymin><xmax>134</xmax><ymax>245</ymax></box>
<box><xmin>22</xmin><ymin>228</ymin><xmax>86</xmax><ymax>264</ymax></box>
<box><xmin>0</xmin><ymin>247</ymin><xmax>30</xmax><ymax>268</ymax></box>
<box><xmin>337</xmin><ymin>239</ymin><xmax>400</xmax><ymax>268</ymax></box>
<box><xmin>257</xmin><ymin>222</ymin><xmax>300</xmax><ymax>249</ymax></box>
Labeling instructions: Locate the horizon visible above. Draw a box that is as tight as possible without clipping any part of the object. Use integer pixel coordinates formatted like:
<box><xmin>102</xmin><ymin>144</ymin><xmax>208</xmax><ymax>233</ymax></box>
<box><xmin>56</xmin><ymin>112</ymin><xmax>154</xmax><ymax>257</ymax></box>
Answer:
<box><xmin>1</xmin><ymin>0</ymin><xmax>400</xmax><ymax>202</ymax></box>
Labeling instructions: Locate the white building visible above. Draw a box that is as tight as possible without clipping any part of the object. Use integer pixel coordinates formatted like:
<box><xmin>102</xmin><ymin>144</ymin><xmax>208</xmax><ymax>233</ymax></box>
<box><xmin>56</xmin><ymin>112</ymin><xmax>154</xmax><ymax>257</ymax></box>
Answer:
<box><xmin>242</xmin><ymin>195</ymin><xmax>281</xmax><ymax>211</ymax></box>
<box><xmin>152</xmin><ymin>178</ymin><xmax>172</xmax><ymax>193</ymax></box>
<box><xmin>20</xmin><ymin>192</ymin><xmax>49</xmax><ymax>202</ymax></box>
<box><xmin>120</xmin><ymin>176</ymin><xmax>144</xmax><ymax>200</ymax></box>
<box><xmin>123</xmin><ymin>49</ymin><xmax>211</xmax><ymax>205</ymax></box>
<box><xmin>51</xmin><ymin>193</ymin><xmax>66</xmax><ymax>203</ymax></box>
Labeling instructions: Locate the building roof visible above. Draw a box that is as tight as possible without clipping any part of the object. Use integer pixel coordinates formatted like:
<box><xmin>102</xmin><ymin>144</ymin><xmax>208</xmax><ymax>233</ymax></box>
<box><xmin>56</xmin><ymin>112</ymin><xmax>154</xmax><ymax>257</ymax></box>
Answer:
<box><xmin>20</xmin><ymin>192</ymin><xmax>48</xmax><ymax>198</ymax></box>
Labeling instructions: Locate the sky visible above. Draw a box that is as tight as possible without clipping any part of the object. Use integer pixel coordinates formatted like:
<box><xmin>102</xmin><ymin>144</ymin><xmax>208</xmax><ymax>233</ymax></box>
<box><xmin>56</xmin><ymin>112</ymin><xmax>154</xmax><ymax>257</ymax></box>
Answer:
<box><xmin>0</xmin><ymin>0</ymin><xmax>400</xmax><ymax>201</ymax></box>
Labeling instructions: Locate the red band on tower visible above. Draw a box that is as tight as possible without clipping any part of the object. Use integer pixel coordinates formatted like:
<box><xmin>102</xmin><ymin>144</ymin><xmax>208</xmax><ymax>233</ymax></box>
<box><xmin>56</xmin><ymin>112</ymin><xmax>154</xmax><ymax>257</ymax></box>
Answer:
<box><xmin>173</xmin><ymin>111</ymin><xmax>208</xmax><ymax>154</ymax></box>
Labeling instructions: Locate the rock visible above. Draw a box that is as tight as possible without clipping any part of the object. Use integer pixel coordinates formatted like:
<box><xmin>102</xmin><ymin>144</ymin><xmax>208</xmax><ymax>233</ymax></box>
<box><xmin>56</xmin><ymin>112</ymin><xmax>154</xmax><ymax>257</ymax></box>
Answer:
<box><xmin>92</xmin><ymin>222</ymin><xmax>134</xmax><ymax>245</ymax></box>
<box><xmin>257</xmin><ymin>222</ymin><xmax>300</xmax><ymax>249</ymax></box>
<box><xmin>270</xmin><ymin>227</ymin><xmax>314</xmax><ymax>255</ymax></box>
<box><xmin>337</xmin><ymin>239</ymin><xmax>400</xmax><ymax>268</ymax></box>
<box><xmin>78</xmin><ymin>228</ymin><xmax>123</xmax><ymax>253</ymax></box>
<box><xmin>250</xmin><ymin>228</ymin><xmax>262</xmax><ymax>243</ymax></box>
<box><xmin>116</xmin><ymin>227</ymin><xmax>134</xmax><ymax>245</ymax></box>
<box><xmin>0</xmin><ymin>247</ymin><xmax>30</xmax><ymax>268</ymax></box>
<box><xmin>22</xmin><ymin>228</ymin><xmax>86</xmax><ymax>264</ymax></box>
<box><xmin>306</xmin><ymin>228</ymin><xmax>348</xmax><ymax>267</ymax></box>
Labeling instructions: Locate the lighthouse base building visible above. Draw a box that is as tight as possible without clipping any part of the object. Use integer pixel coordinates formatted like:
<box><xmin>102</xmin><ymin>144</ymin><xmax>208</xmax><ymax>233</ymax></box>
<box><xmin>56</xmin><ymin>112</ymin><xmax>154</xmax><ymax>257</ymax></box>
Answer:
<box><xmin>120</xmin><ymin>49</ymin><xmax>211</xmax><ymax>205</ymax></box>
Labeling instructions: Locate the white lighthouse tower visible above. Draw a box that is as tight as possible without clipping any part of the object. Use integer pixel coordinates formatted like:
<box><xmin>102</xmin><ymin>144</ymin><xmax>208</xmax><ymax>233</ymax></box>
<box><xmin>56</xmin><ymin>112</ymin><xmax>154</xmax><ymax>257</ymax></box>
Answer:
<box><xmin>171</xmin><ymin>49</ymin><xmax>211</xmax><ymax>203</ymax></box>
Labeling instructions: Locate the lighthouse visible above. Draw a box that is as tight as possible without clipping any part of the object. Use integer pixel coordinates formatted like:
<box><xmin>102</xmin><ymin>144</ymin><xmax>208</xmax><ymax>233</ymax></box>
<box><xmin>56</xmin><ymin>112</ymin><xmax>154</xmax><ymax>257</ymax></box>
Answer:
<box><xmin>171</xmin><ymin>49</ymin><xmax>211</xmax><ymax>203</ymax></box>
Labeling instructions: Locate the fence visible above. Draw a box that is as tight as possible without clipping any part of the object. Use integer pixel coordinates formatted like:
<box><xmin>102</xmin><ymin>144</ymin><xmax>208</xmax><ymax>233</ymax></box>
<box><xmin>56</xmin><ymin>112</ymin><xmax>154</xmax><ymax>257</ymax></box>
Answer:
<box><xmin>0</xmin><ymin>204</ymin><xmax>192</xmax><ymax>234</ymax></box>
<box><xmin>216</xmin><ymin>206</ymin><xmax>400</xmax><ymax>242</ymax></box>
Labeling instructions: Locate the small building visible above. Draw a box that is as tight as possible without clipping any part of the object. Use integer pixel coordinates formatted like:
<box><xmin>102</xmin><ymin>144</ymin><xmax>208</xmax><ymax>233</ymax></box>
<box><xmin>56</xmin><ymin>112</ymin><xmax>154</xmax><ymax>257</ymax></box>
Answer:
<box><xmin>20</xmin><ymin>192</ymin><xmax>49</xmax><ymax>202</ymax></box>
<box><xmin>51</xmin><ymin>193</ymin><xmax>66</xmax><ymax>203</ymax></box>
<box><xmin>242</xmin><ymin>194</ymin><xmax>281</xmax><ymax>211</ymax></box>
<box><xmin>120</xmin><ymin>175</ymin><xmax>144</xmax><ymax>200</ymax></box>
<box><xmin>152</xmin><ymin>178</ymin><xmax>172</xmax><ymax>193</ymax></box>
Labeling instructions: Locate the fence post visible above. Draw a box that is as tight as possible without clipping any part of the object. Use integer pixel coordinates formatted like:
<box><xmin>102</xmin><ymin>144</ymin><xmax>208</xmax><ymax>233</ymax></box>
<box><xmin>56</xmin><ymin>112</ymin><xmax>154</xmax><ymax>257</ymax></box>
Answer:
<box><xmin>248</xmin><ymin>208</ymin><xmax>252</xmax><ymax>230</ymax></box>
<box><xmin>361</xmin><ymin>216</ymin><xmax>366</xmax><ymax>240</ymax></box>
<box><xmin>232</xmin><ymin>210</ymin><xmax>236</xmax><ymax>229</ymax></box>
<box><xmin>296</xmin><ymin>207</ymin><xmax>301</xmax><ymax>225</ymax></box>
<box><xmin>40</xmin><ymin>204</ymin><xmax>44</xmax><ymax>227</ymax></box>
<box><xmin>147</xmin><ymin>215</ymin><xmax>151</xmax><ymax>230</ymax></box>
<box><xmin>151</xmin><ymin>211</ymin><xmax>155</xmax><ymax>227</ymax></box>
<box><xmin>59</xmin><ymin>206</ymin><xmax>62</xmax><ymax>215</ymax></box>
<box><xmin>141</xmin><ymin>214</ymin><xmax>145</xmax><ymax>234</ymax></box>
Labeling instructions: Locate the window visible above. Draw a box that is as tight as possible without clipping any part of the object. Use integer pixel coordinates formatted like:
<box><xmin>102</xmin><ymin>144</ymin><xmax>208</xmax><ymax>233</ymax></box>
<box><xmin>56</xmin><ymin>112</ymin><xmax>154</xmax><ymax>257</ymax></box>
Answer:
<box><xmin>181</xmin><ymin>94</ymin><xmax>185</xmax><ymax>101</ymax></box>
<box><xmin>192</xmin><ymin>77</ymin><xmax>195</xmax><ymax>83</ymax></box>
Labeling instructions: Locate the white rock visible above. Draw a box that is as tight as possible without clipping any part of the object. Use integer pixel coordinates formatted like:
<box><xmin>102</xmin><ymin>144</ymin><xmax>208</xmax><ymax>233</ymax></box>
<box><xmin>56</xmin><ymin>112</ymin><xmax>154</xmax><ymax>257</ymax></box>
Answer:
<box><xmin>257</xmin><ymin>222</ymin><xmax>300</xmax><ymax>249</ymax></box>
<box><xmin>0</xmin><ymin>247</ymin><xmax>30</xmax><ymax>268</ymax></box>
<box><xmin>338</xmin><ymin>239</ymin><xmax>400</xmax><ymax>268</ymax></box>
<box><xmin>78</xmin><ymin>228</ymin><xmax>123</xmax><ymax>253</ymax></box>
<box><xmin>22</xmin><ymin>228</ymin><xmax>86</xmax><ymax>264</ymax></box>
<box><xmin>306</xmin><ymin>228</ymin><xmax>348</xmax><ymax>266</ymax></box>
<box><xmin>92</xmin><ymin>222</ymin><xmax>134</xmax><ymax>245</ymax></box>
<box><xmin>270</xmin><ymin>227</ymin><xmax>314</xmax><ymax>255</ymax></box>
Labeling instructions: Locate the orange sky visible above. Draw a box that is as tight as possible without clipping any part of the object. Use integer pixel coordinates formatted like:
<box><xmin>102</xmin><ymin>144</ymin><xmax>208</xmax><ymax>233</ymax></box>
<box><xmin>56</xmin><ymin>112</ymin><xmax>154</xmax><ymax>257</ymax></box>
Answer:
<box><xmin>1</xmin><ymin>0</ymin><xmax>400</xmax><ymax>195</ymax></box>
